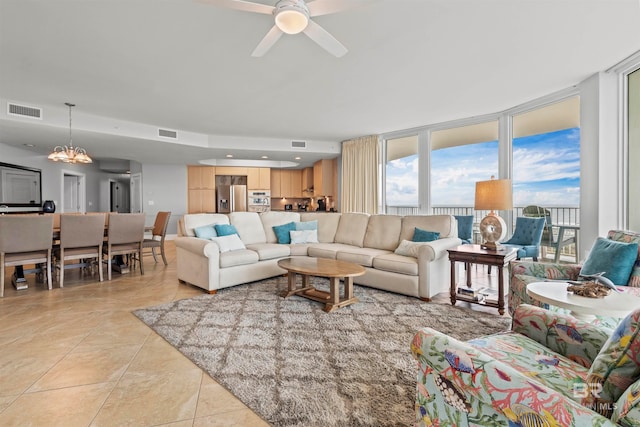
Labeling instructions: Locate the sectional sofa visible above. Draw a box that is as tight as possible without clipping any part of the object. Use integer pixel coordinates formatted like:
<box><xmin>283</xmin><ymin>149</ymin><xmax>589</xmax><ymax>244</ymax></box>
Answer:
<box><xmin>175</xmin><ymin>211</ymin><xmax>461</xmax><ymax>300</ymax></box>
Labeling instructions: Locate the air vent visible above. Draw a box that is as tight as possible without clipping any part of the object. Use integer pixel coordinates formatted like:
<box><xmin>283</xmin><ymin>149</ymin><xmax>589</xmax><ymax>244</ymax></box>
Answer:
<box><xmin>7</xmin><ymin>103</ymin><xmax>42</xmax><ymax>119</ymax></box>
<box><xmin>291</xmin><ymin>140</ymin><xmax>306</xmax><ymax>148</ymax></box>
<box><xmin>158</xmin><ymin>128</ymin><xmax>178</xmax><ymax>139</ymax></box>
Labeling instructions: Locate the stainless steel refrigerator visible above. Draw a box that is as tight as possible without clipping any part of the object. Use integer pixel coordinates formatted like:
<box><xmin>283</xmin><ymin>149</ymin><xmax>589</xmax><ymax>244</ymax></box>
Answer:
<box><xmin>217</xmin><ymin>184</ymin><xmax>247</xmax><ymax>213</ymax></box>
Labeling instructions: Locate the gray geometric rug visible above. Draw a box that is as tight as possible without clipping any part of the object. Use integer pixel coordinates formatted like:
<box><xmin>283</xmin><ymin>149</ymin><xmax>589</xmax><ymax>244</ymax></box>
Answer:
<box><xmin>133</xmin><ymin>276</ymin><xmax>511</xmax><ymax>427</ymax></box>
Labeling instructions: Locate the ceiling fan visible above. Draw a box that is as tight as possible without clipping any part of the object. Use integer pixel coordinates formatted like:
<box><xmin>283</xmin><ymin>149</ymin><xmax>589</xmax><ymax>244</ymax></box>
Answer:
<box><xmin>198</xmin><ymin>0</ymin><xmax>363</xmax><ymax>57</ymax></box>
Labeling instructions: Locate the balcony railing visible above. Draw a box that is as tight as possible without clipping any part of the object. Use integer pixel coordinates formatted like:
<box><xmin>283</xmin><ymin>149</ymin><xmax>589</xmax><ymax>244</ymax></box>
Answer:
<box><xmin>385</xmin><ymin>205</ymin><xmax>580</xmax><ymax>262</ymax></box>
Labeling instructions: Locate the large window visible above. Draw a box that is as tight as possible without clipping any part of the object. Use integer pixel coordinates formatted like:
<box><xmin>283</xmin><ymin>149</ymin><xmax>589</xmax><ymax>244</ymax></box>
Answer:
<box><xmin>512</xmin><ymin>96</ymin><xmax>580</xmax><ymax>223</ymax></box>
<box><xmin>430</xmin><ymin>121</ymin><xmax>498</xmax><ymax>209</ymax></box>
<box><xmin>385</xmin><ymin>135</ymin><xmax>419</xmax><ymax>207</ymax></box>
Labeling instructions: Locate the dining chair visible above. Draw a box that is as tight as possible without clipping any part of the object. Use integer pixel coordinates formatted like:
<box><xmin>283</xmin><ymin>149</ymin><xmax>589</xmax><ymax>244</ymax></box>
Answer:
<box><xmin>54</xmin><ymin>213</ymin><xmax>105</xmax><ymax>288</ymax></box>
<box><xmin>142</xmin><ymin>211</ymin><xmax>171</xmax><ymax>266</ymax></box>
<box><xmin>103</xmin><ymin>213</ymin><xmax>146</xmax><ymax>281</ymax></box>
<box><xmin>0</xmin><ymin>215</ymin><xmax>54</xmax><ymax>297</ymax></box>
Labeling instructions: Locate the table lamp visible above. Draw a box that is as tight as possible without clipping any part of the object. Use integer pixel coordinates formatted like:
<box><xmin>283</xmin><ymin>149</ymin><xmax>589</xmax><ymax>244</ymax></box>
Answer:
<box><xmin>474</xmin><ymin>176</ymin><xmax>512</xmax><ymax>251</ymax></box>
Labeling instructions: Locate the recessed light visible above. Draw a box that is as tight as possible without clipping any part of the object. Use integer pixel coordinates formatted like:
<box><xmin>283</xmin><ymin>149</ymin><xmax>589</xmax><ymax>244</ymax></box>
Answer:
<box><xmin>261</xmin><ymin>155</ymin><xmax>268</xmax><ymax>159</ymax></box>
<box><xmin>294</xmin><ymin>156</ymin><xmax>301</xmax><ymax>160</ymax></box>
<box><xmin>23</xmin><ymin>143</ymin><xmax>35</xmax><ymax>147</ymax></box>
<box><xmin>226</xmin><ymin>154</ymin><xmax>233</xmax><ymax>158</ymax></box>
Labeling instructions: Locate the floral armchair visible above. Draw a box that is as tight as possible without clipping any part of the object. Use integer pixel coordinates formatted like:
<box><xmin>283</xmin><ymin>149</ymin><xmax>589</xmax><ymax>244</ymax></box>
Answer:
<box><xmin>509</xmin><ymin>229</ymin><xmax>640</xmax><ymax>330</ymax></box>
<box><xmin>411</xmin><ymin>304</ymin><xmax>640</xmax><ymax>426</ymax></box>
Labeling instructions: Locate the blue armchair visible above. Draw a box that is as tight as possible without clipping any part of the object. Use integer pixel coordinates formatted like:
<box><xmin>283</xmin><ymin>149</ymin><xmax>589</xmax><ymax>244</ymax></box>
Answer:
<box><xmin>502</xmin><ymin>216</ymin><xmax>545</xmax><ymax>261</ymax></box>
<box><xmin>454</xmin><ymin>215</ymin><xmax>474</xmax><ymax>244</ymax></box>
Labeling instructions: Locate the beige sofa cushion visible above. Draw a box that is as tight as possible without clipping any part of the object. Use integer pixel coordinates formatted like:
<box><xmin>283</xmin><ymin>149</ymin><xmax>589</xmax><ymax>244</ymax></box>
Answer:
<box><xmin>400</xmin><ymin>215</ymin><xmax>456</xmax><ymax>242</ymax></box>
<box><xmin>308</xmin><ymin>243</ymin><xmax>359</xmax><ymax>260</ymax></box>
<box><xmin>245</xmin><ymin>243</ymin><xmax>291</xmax><ymax>260</ymax></box>
<box><xmin>229</xmin><ymin>212</ymin><xmax>267</xmax><ymax>245</ymax></box>
<box><xmin>182</xmin><ymin>213</ymin><xmax>230</xmax><ymax>237</ymax></box>
<box><xmin>219</xmin><ymin>249</ymin><xmax>260</xmax><ymax>268</ymax></box>
<box><xmin>334</xmin><ymin>213</ymin><xmax>370</xmax><ymax>247</ymax></box>
<box><xmin>260</xmin><ymin>211</ymin><xmax>301</xmax><ymax>243</ymax></box>
<box><xmin>372</xmin><ymin>253</ymin><xmax>419</xmax><ymax>276</ymax></box>
<box><xmin>363</xmin><ymin>214</ymin><xmax>402</xmax><ymax>250</ymax></box>
<box><xmin>288</xmin><ymin>244</ymin><xmax>311</xmax><ymax>256</ymax></box>
<box><xmin>336</xmin><ymin>247</ymin><xmax>392</xmax><ymax>267</ymax></box>
<box><xmin>300</xmin><ymin>212</ymin><xmax>341</xmax><ymax>243</ymax></box>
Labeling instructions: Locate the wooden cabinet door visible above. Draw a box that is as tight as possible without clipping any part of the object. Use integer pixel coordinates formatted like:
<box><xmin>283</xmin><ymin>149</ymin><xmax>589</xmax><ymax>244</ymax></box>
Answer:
<box><xmin>188</xmin><ymin>189</ymin><xmax>216</xmax><ymax>213</ymax></box>
<box><xmin>188</xmin><ymin>166</ymin><xmax>215</xmax><ymax>189</ymax></box>
<box><xmin>271</xmin><ymin>169</ymin><xmax>282</xmax><ymax>198</ymax></box>
<box><xmin>259</xmin><ymin>168</ymin><xmax>271</xmax><ymax>189</ymax></box>
<box><xmin>247</xmin><ymin>168</ymin><xmax>260</xmax><ymax>189</ymax></box>
<box><xmin>280</xmin><ymin>170</ymin><xmax>292</xmax><ymax>197</ymax></box>
<box><xmin>290</xmin><ymin>169</ymin><xmax>302</xmax><ymax>197</ymax></box>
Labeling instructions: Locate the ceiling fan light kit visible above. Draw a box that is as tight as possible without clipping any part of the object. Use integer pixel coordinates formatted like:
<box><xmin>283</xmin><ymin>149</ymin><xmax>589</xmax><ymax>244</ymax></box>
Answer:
<box><xmin>474</xmin><ymin>176</ymin><xmax>512</xmax><ymax>251</ymax></box>
<box><xmin>200</xmin><ymin>0</ymin><xmax>351</xmax><ymax>57</ymax></box>
<box><xmin>274</xmin><ymin>0</ymin><xmax>309</xmax><ymax>34</ymax></box>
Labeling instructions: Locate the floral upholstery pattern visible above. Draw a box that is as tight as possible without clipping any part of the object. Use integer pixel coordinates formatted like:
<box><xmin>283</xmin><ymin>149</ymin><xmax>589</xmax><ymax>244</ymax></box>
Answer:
<box><xmin>583</xmin><ymin>309</ymin><xmax>640</xmax><ymax>418</ymax></box>
<box><xmin>412</xmin><ymin>305</ymin><xmax>617</xmax><ymax>426</ymax></box>
<box><xmin>411</xmin><ymin>305</ymin><xmax>630</xmax><ymax>426</ymax></box>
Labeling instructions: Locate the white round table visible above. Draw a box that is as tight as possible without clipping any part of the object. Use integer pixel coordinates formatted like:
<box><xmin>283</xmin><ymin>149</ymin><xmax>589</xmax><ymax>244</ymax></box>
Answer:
<box><xmin>526</xmin><ymin>281</ymin><xmax>640</xmax><ymax>322</ymax></box>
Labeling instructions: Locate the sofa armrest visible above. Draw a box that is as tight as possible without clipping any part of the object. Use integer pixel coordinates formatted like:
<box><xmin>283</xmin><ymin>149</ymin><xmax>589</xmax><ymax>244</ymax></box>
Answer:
<box><xmin>417</xmin><ymin>237</ymin><xmax>461</xmax><ymax>262</ymax></box>
<box><xmin>508</xmin><ymin>260</ymin><xmax>583</xmax><ymax>317</ymax></box>
<box><xmin>512</xmin><ymin>304</ymin><xmax>612</xmax><ymax>368</ymax></box>
<box><xmin>411</xmin><ymin>327</ymin><xmax>616</xmax><ymax>426</ymax></box>
<box><xmin>175</xmin><ymin>236</ymin><xmax>221</xmax><ymax>258</ymax></box>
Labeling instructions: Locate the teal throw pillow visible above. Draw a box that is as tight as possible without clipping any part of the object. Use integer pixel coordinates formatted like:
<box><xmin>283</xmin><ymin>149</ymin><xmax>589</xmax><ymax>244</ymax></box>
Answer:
<box><xmin>581</xmin><ymin>237</ymin><xmax>639</xmax><ymax>286</ymax></box>
<box><xmin>194</xmin><ymin>224</ymin><xmax>217</xmax><ymax>239</ymax></box>
<box><xmin>273</xmin><ymin>222</ymin><xmax>296</xmax><ymax>244</ymax></box>
<box><xmin>214</xmin><ymin>223</ymin><xmax>238</xmax><ymax>237</ymax></box>
<box><xmin>295</xmin><ymin>220</ymin><xmax>318</xmax><ymax>231</ymax></box>
<box><xmin>413</xmin><ymin>227</ymin><xmax>440</xmax><ymax>242</ymax></box>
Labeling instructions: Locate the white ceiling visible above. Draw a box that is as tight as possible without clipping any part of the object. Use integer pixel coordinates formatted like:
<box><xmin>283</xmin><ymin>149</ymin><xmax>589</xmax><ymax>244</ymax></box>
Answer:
<box><xmin>1</xmin><ymin>0</ymin><xmax>639</xmax><ymax>169</ymax></box>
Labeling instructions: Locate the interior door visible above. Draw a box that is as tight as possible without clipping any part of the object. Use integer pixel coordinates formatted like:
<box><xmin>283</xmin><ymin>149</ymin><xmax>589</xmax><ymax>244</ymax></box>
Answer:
<box><xmin>130</xmin><ymin>173</ymin><xmax>142</xmax><ymax>213</ymax></box>
<box><xmin>63</xmin><ymin>175</ymin><xmax>80</xmax><ymax>212</ymax></box>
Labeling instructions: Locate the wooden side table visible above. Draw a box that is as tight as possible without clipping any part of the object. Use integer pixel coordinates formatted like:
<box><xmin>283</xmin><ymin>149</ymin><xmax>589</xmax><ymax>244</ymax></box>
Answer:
<box><xmin>447</xmin><ymin>244</ymin><xmax>518</xmax><ymax>315</ymax></box>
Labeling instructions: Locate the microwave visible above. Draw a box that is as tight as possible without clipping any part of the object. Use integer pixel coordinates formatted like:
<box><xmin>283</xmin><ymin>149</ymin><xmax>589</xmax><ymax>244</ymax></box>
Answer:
<box><xmin>249</xmin><ymin>197</ymin><xmax>270</xmax><ymax>206</ymax></box>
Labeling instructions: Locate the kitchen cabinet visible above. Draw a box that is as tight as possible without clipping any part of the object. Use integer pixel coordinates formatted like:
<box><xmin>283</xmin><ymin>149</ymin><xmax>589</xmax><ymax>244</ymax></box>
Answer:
<box><xmin>280</xmin><ymin>170</ymin><xmax>292</xmax><ymax>197</ymax></box>
<box><xmin>271</xmin><ymin>169</ymin><xmax>282</xmax><ymax>198</ymax></box>
<box><xmin>271</xmin><ymin>168</ymin><xmax>303</xmax><ymax>198</ymax></box>
<box><xmin>188</xmin><ymin>189</ymin><xmax>216</xmax><ymax>213</ymax></box>
<box><xmin>301</xmin><ymin>167</ymin><xmax>313</xmax><ymax>195</ymax></box>
<box><xmin>187</xmin><ymin>166</ymin><xmax>216</xmax><ymax>213</ymax></box>
<box><xmin>187</xmin><ymin>166</ymin><xmax>215</xmax><ymax>189</ymax></box>
<box><xmin>247</xmin><ymin>167</ymin><xmax>271</xmax><ymax>190</ymax></box>
<box><xmin>215</xmin><ymin>166</ymin><xmax>247</xmax><ymax>176</ymax></box>
<box><xmin>313</xmin><ymin>159</ymin><xmax>335</xmax><ymax>196</ymax></box>
<box><xmin>290</xmin><ymin>169</ymin><xmax>302</xmax><ymax>197</ymax></box>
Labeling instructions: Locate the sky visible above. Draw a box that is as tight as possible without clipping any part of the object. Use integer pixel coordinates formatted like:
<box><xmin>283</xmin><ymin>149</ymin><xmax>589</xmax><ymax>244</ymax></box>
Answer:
<box><xmin>386</xmin><ymin>127</ymin><xmax>580</xmax><ymax>207</ymax></box>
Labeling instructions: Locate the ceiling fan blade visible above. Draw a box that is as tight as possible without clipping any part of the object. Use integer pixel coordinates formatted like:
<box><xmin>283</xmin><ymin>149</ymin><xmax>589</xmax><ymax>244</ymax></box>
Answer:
<box><xmin>251</xmin><ymin>25</ymin><xmax>284</xmax><ymax>57</ymax></box>
<box><xmin>196</xmin><ymin>0</ymin><xmax>274</xmax><ymax>15</ymax></box>
<box><xmin>303</xmin><ymin>20</ymin><xmax>347</xmax><ymax>57</ymax></box>
<box><xmin>307</xmin><ymin>0</ymin><xmax>368</xmax><ymax>17</ymax></box>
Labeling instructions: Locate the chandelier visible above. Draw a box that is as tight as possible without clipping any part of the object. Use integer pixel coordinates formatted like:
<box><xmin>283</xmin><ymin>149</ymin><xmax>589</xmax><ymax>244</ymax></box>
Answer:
<box><xmin>48</xmin><ymin>102</ymin><xmax>92</xmax><ymax>164</ymax></box>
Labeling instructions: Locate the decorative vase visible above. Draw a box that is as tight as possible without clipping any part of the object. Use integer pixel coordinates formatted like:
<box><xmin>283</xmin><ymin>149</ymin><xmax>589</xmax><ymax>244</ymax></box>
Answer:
<box><xmin>42</xmin><ymin>200</ymin><xmax>56</xmax><ymax>213</ymax></box>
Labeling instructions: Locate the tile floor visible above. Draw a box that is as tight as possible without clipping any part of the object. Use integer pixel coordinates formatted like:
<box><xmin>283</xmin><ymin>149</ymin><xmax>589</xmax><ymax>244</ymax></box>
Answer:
<box><xmin>0</xmin><ymin>242</ymin><xmax>507</xmax><ymax>426</ymax></box>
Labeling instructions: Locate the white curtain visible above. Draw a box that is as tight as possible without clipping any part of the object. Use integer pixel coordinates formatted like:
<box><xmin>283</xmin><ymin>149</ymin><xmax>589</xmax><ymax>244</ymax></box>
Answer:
<box><xmin>340</xmin><ymin>135</ymin><xmax>379</xmax><ymax>214</ymax></box>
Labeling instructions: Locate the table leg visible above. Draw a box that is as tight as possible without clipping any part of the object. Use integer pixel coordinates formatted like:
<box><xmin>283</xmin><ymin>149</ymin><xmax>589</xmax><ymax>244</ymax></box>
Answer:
<box><xmin>288</xmin><ymin>271</ymin><xmax>296</xmax><ymax>292</ymax></box>
<box><xmin>344</xmin><ymin>276</ymin><xmax>354</xmax><ymax>300</ymax></box>
<box><xmin>450</xmin><ymin>260</ymin><xmax>457</xmax><ymax>305</ymax></box>
<box><xmin>497</xmin><ymin>265</ymin><xmax>505</xmax><ymax>315</ymax></box>
<box><xmin>329</xmin><ymin>277</ymin><xmax>340</xmax><ymax>305</ymax></box>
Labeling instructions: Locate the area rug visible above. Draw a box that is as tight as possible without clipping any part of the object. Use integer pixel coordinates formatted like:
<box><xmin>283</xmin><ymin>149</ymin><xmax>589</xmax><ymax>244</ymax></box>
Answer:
<box><xmin>133</xmin><ymin>277</ymin><xmax>511</xmax><ymax>427</ymax></box>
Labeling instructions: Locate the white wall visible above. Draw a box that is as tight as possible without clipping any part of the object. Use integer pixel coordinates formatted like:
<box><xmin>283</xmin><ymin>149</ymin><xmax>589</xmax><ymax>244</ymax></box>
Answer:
<box><xmin>579</xmin><ymin>71</ymin><xmax>622</xmax><ymax>258</ymax></box>
<box><xmin>141</xmin><ymin>163</ymin><xmax>187</xmax><ymax>236</ymax></box>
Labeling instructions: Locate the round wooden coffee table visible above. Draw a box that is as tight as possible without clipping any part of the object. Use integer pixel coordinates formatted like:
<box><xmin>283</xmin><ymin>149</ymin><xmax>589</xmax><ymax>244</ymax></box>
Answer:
<box><xmin>277</xmin><ymin>257</ymin><xmax>365</xmax><ymax>313</ymax></box>
<box><xmin>526</xmin><ymin>281</ymin><xmax>640</xmax><ymax>321</ymax></box>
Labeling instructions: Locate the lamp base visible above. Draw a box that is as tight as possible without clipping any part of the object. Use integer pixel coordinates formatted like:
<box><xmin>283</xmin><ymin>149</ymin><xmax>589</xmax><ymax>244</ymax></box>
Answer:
<box><xmin>481</xmin><ymin>241</ymin><xmax>504</xmax><ymax>251</ymax></box>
